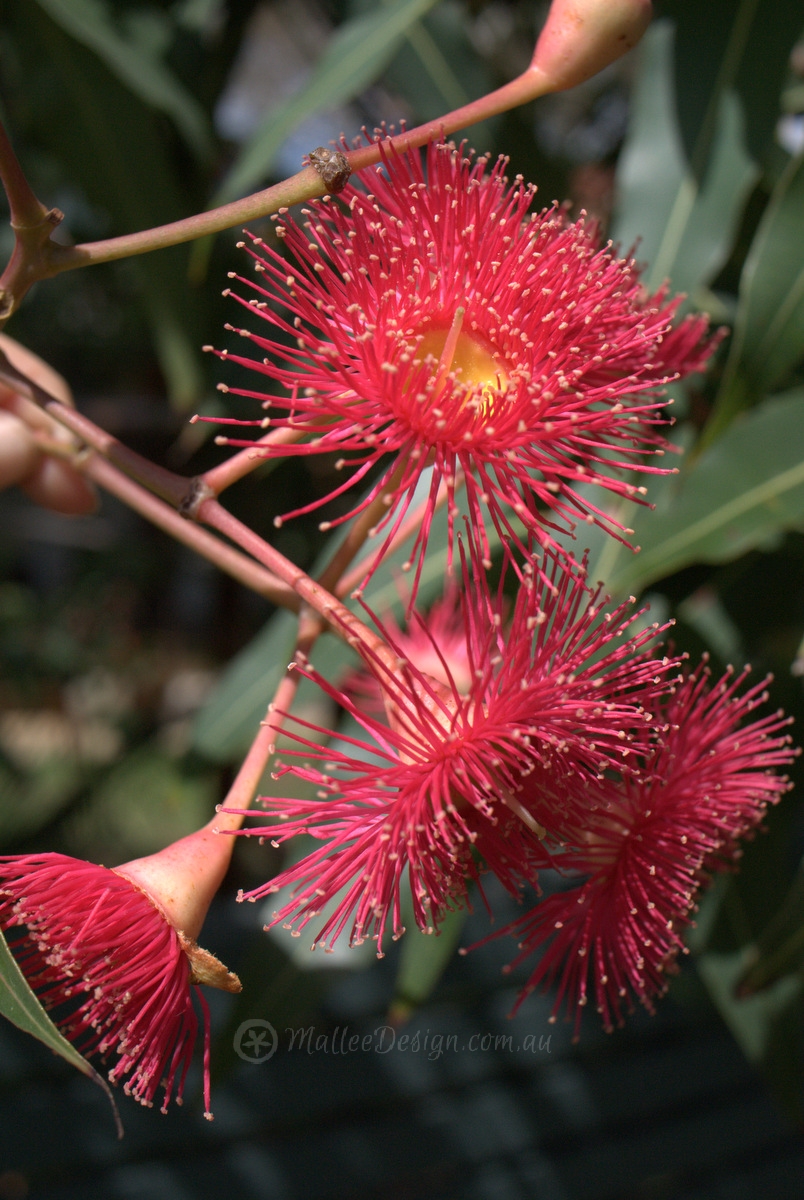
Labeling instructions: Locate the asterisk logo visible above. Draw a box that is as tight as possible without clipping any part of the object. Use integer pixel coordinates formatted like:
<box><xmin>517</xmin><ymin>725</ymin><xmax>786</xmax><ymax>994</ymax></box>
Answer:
<box><xmin>233</xmin><ymin>1019</ymin><xmax>278</xmax><ymax>1063</ymax></box>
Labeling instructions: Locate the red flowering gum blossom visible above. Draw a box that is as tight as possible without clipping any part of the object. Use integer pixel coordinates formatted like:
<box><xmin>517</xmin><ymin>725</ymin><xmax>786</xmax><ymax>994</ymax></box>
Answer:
<box><xmin>503</xmin><ymin>660</ymin><xmax>798</xmax><ymax>1035</ymax></box>
<box><xmin>203</xmin><ymin>140</ymin><xmax>719</xmax><ymax>593</ymax></box>
<box><xmin>236</xmin><ymin>552</ymin><xmax>680</xmax><ymax>955</ymax></box>
<box><xmin>0</xmin><ymin>852</ymin><xmax>239</xmax><ymax>1117</ymax></box>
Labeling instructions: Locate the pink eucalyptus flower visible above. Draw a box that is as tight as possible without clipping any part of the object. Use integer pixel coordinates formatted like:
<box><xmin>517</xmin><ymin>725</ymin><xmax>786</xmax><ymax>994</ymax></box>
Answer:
<box><xmin>204</xmin><ymin>140</ymin><xmax>719</xmax><ymax>592</ymax></box>
<box><xmin>502</xmin><ymin>660</ymin><xmax>798</xmax><ymax>1034</ymax></box>
<box><xmin>238</xmin><ymin>551</ymin><xmax>680</xmax><ymax>954</ymax></box>
<box><xmin>0</xmin><ymin>834</ymin><xmax>240</xmax><ymax>1116</ymax></box>
<box><xmin>342</xmin><ymin>580</ymin><xmax>474</xmax><ymax>712</ymax></box>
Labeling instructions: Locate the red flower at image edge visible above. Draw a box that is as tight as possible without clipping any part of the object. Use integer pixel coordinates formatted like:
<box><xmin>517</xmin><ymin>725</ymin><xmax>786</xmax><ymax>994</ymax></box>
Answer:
<box><xmin>500</xmin><ymin>660</ymin><xmax>798</xmax><ymax>1034</ymax></box>
<box><xmin>236</xmin><ymin>553</ymin><xmax>680</xmax><ymax>954</ymax></box>
<box><xmin>205</xmin><ymin>140</ymin><xmax>720</xmax><ymax>591</ymax></box>
<box><xmin>0</xmin><ymin>854</ymin><xmax>213</xmax><ymax>1116</ymax></box>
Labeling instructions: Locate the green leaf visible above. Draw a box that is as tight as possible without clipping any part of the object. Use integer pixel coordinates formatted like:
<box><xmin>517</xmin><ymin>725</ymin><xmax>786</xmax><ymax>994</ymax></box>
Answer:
<box><xmin>191</xmin><ymin>608</ymin><xmax>357</xmax><ymax>763</ymax></box>
<box><xmin>722</xmin><ymin>150</ymin><xmax>804</xmax><ymax>399</ymax></box>
<box><xmin>663</xmin><ymin>0</ymin><xmax>803</xmax><ymax>168</ymax></box>
<box><xmin>33</xmin><ymin>0</ymin><xmax>213</xmax><ymax>162</ymax></box>
<box><xmin>696</xmin><ymin>944</ymin><xmax>804</xmax><ymax>1120</ymax></box>
<box><xmin>737</xmin><ymin>866</ymin><xmax>804</xmax><ymax>996</ymax></box>
<box><xmin>602</xmin><ymin>390</ymin><xmax>804</xmax><ymax>597</ymax></box>
<box><xmin>611</xmin><ymin>23</ymin><xmax>687</xmax><ymax>272</ymax></box>
<box><xmin>65</xmin><ymin>745</ymin><xmax>217</xmax><ymax>863</ymax></box>
<box><xmin>612</xmin><ymin>22</ymin><xmax>758</xmax><ymax>302</ymax></box>
<box><xmin>19</xmin><ymin>5</ymin><xmax>206</xmax><ymax>408</ymax></box>
<box><xmin>390</xmin><ymin>904</ymin><xmax>468</xmax><ymax>1020</ymax></box>
<box><xmin>657</xmin><ymin>90</ymin><xmax>757</xmax><ymax>302</ymax></box>
<box><xmin>380</xmin><ymin>1</ymin><xmax>495</xmax><ymax>151</ymax></box>
<box><xmin>697</xmin><ymin>948</ymin><xmax>801</xmax><ymax>1064</ymax></box>
<box><xmin>211</xmin><ymin>0</ymin><xmax>440</xmax><ymax>205</ymax></box>
<box><xmin>0</xmin><ymin>927</ymin><xmax>122</xmax><ymax>1136</ymax></box>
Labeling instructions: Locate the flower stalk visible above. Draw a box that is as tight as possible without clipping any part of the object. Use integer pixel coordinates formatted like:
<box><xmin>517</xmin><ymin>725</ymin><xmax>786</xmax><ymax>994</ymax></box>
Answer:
<box><xmin>0</xmin><ymin>0</ymin><xmax>653</xmax><ymax>323</ymax></box>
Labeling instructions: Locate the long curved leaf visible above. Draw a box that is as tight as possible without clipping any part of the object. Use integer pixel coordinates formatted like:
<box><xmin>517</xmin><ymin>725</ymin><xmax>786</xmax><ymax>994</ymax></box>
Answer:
<box><xmin>612</xmin><ymin>22</ymin><xmax>757</xmax><ymax>303</ymax></box>
<box><xmin>34</xmin><ymin>0</ymin><xmax>213</xmax><ymax>162</ymax></box>
<box><xmin>212</xmin><ymin>0</ymin><xmax>440</xmax><ymax>205</ymax></box>
<box><xmin>606</xmin><ymin>389</ymin><xmax>804</xmax><ymax>596</ymax></box>
<box><xmin>724</xmin><ymin>150</ymin><xmax>804</xmax><ymax>398</ymax></box>
<box><xmin>390</xmin><ymin>905</ymin><xmax>468</xmax><ymax>1020</ymax></box>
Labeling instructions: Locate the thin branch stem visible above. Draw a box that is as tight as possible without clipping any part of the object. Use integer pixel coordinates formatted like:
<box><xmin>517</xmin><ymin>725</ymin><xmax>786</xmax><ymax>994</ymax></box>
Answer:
<box><xmin>0</xmin><ymin>349</ymin><xmax>301</xmax><ymax>607</ymax></box>
<box><xmin>199</xmin><ymin>424</ymin><xmax>307</xmax><ymax>496</ymax></box>
<box><xmin>6</xmin><ymin>64</ymin><xmax>552</xmax><ymax>296</ymax></box>
<box><xmin>0</xmin><ymin>121</ymin><xmax>50</xmax><ymax>228</ymax></box>
<box><xmin>0</xmin><ymin>123</ymin><xmax>65</xmax><ymax>321</ymax></box>
<box><xmin>198</xmin><ymin>496</ymin><xmax>396</xmax><ymax>672</ymax></box>
<box><xmin>0</xmin><ymin>350</ymin><xmax>190</xmax><ymax>505</ymax></box>
<box><xmin>214</xmin><ymin>604</ymin><xmax>324</xmax><ymax>831</ymax></box>
<box><xmin>82</xmin><ymin>453</ymin><xmax>299</xmax><ymax>610</ymax></box>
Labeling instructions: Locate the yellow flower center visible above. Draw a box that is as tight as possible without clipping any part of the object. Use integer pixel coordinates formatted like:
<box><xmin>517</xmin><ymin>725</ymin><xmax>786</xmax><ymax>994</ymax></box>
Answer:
<box><xmin>415</xmin><ymin>308</ymin><xmax>509</xmax><ymax>417</ymax></box>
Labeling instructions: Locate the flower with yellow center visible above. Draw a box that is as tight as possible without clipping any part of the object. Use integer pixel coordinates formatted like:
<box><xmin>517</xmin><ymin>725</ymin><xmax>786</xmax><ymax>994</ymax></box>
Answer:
<box><xmin>205</xmin><ymin>140</ymin><xmax>719</xmax><ymax>595</ymax></box>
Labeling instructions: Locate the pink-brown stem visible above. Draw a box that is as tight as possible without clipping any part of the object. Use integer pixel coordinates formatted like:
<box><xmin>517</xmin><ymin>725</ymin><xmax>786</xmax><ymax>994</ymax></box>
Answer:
<box><xmin>199</xmin><ymin>424</ymin><xmax>307</xmax><ymax>496</ymax></box>
<box><xmin>83</xmin><ymin>453</ymin><xmax>299</xmax><ymax>610</ymax></box>
<box><xmin>216</xmin><ymin>604</ymin><xmax>323</xmax><ymax>826</ymax></box>
<box><xmin>199</xmin><ymin>496</ymin><xmax>396</xmax><ymax>672</ymax></box>
<box><xmin>34</xmin><ymin>68</ymin><xmax>551</xmax><ymax>281</ymax></box>
<box><xmin>0</xmin><ymin>121</ymin><xmax>49</xmax><ymax>229</ymax></box>
<box><xmin>0</xmin><ymin>349</ymin><xmax>189</xmax><ymax>506</ymax></box>
<box><xmin>0</xmin><ymin>0</ymin><xmax>652</xmax><ymax>321</ymax></box>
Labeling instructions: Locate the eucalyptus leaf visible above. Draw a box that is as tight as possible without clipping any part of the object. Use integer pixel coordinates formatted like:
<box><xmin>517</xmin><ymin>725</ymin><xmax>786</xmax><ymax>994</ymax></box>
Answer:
<box><xmin>699</xmin><ymin>945</ymin><xmax>804</xmax><ymax>1122</ymax></box>
<box><xmin>612</xmin><ymin>22</ymin><xmax>757</xmax><ymax>302</ymax></box>
<box><xmin>211</xmin><ymin>0</ymin><xmax>440</xmax><ymax>205</ymax></box>
<box><xmin>19</xmin><ymin>5</ymin><xmax>206</xmax><ymax>408</ymax></box>
<box><xmin>193</xmin><ymin>609</ymin><xmax>316</xmax><ymax>762</ymax></box>
<box><xmin>603</xmin><ymin>389</ymin><xmax>804</xmax><ymax>597</ymax></box>
<box><xmin>663</xmin><ymin>0</ymin><xmax>803</xmax><ymax>167</ymax></box>
<box><xmin>390</xmin><ymin>904</ymin><xmax>468</xmax><ymax>1019</ymax></box>
<box><xmin>697</xmin><ymin>947</ymin><xmax>801</xmax><ymax>1065</ymax></box>
<box><xmin>193</xmin><ymin>467</ymin><xmax>457</xmax><ymax>762</ymax></box>
<box><xmin>0</xmin><ymin>928</ymin><xmax>122</xmax><ymax>1136</ymax></box>
<box><xmin>737</xmin><ymin>866</ymin><xmax>804</xmax><ymax>996</ymax></box>
<box><xmin>721</xmin><ymin>150</ymin><xmax>804</xmax><ymax>400</ymax></box>
<box><xmin>34</xmin><ymin>0</ymin><xmax>213</xmax><ymax>162</ymax></box>
<box><xmin>611</xmin><ymin>23</ymin><xmax>687</xmax><ymax>272</ymax></box>
<box><xmin>382</xmin><ymin>1</ymin><xmax>495</xmax><ymax>151</ymax></box>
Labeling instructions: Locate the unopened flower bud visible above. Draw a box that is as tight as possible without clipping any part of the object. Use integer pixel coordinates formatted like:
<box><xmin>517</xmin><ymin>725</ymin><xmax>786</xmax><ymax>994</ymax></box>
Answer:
<box><xmin>531</xmin><ymin>0</ymin><xmax>652</xmax><ymax>92</ymax></box>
